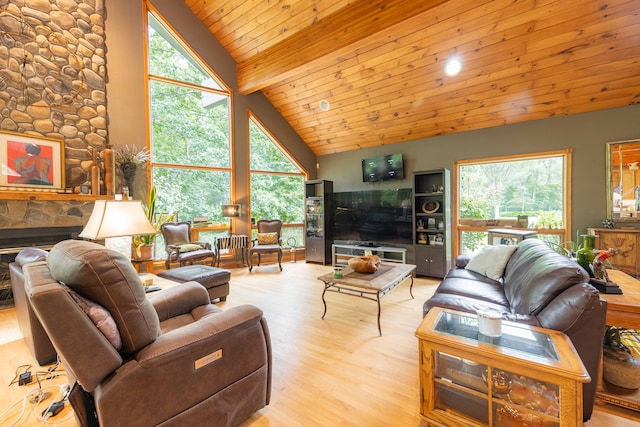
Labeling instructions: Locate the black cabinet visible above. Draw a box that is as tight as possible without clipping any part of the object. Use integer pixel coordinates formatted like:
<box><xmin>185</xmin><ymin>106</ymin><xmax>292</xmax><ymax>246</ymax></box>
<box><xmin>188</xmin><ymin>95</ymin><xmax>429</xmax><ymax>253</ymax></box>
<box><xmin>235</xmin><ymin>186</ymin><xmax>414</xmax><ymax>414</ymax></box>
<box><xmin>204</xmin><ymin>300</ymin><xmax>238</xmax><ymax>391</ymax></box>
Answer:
<box><xmin>305</xmin><ymin>180</ymin><xmax>333</xmax><ymax>264</ymax></box>
<box><xmin>413</xmin><ymin>169</ymin><xmax>451</xmax><ymax>278</ymax></box>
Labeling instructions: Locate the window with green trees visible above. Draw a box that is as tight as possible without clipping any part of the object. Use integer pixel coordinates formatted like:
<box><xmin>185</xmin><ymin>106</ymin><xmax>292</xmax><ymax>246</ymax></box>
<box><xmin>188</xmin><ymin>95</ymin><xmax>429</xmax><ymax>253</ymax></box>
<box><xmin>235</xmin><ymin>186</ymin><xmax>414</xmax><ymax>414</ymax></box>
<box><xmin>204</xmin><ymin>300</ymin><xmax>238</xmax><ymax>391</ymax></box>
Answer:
<box><xmin>456</xmin><ymin>150</ymin><xmax>571</xmax><ymax>255</ymax></box>
<box><xmin>147</xmin><ymin>11</ymin><xmax>231</xmax><ymax>241</ymax></box>
<box><xmin>249</xmin><ymin>113</ymin><xmax>307</xmax><ymax>247</ymax></box>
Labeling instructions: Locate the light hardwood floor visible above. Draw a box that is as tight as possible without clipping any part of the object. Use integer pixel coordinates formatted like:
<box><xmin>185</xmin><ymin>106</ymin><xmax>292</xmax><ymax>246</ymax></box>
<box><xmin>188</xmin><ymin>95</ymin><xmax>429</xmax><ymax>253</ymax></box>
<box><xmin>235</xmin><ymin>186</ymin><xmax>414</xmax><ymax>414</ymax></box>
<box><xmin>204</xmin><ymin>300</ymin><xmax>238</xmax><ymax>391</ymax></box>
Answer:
<box><xmin>1</xmin><ymin>261</ymin><xmax>639</xmax><ymax>426</ymax></box>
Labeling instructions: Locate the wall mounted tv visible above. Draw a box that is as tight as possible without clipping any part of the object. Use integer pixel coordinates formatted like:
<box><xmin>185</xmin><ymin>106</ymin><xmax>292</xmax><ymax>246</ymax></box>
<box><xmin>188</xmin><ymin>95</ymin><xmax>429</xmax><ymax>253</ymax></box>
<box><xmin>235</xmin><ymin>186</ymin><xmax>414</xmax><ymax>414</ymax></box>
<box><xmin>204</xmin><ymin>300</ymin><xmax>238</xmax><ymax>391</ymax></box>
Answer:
<box><xmin>330</xmin><ymin>188</ymin><xmax>413</xmax><ymax>245</ymax></box>
<box><xmin>362</xmin><ymin>153</ymin><xmax>405</xmax><ymax>182</ymax></box>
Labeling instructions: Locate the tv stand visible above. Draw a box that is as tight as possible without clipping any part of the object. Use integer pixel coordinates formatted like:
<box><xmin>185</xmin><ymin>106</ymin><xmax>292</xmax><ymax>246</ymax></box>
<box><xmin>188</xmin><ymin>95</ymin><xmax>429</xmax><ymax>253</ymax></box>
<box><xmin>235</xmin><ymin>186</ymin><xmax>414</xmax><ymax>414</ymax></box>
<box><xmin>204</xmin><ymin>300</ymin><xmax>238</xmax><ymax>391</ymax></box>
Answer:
<box><xmin>332</xmin><ymin>243</ymin><xmax>407</xmax><ymax>266</ymax></box>
<box><xmin>358</xmin><ymin>242</ymin><xmax>376</xmax><ymax>247</ymax></box>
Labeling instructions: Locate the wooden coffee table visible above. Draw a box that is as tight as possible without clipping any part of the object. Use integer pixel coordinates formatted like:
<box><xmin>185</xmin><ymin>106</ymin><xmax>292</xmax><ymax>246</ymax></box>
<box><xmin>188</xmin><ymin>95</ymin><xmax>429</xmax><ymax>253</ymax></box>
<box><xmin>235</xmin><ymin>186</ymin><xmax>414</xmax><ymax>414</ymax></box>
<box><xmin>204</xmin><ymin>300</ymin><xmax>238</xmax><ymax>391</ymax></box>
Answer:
<box><xmin>317</xmin><ymin>262</ymin><xmax>416</xmax><ymax>335</ymax></box>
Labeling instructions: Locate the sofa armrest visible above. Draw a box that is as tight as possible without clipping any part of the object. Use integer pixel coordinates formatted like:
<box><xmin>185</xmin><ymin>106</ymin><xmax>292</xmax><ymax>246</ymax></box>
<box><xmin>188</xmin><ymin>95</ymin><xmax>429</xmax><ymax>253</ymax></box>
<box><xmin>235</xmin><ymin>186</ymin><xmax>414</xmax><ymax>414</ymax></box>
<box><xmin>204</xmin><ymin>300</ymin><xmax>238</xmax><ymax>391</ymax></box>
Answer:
<box><xmin>455</xmin><ymin>255</ymin><xmax>471</xmax><ymax>268</ymax></box>
<box><xmin>536</xmin><ymin>283</ymin><xmax>607</xmax><ymax>420</ymax></box>
<box><xmin>147</xmin><ymin>281</ymin><xmax>211</xmax><ymax>322</ymax></box>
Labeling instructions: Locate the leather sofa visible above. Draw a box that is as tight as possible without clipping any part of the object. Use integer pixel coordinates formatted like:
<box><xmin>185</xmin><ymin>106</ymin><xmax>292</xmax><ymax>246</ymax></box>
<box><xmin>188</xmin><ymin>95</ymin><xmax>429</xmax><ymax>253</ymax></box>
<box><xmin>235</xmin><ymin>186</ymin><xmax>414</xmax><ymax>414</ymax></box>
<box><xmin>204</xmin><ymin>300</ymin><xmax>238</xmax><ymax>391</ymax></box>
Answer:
<box><xmin>9</xmin><ymin>247</ymin><xmax>56</xmax><ymax>365</ymax></box>
<box><xmin>23</xmin><ymin>240</ymin><xmax>271</xmax><ymax>427</ymax></box>
<box><xmin>423</xmin><ymin>238</ymin><xmax>607</xmax><ymax>421</ymax></box>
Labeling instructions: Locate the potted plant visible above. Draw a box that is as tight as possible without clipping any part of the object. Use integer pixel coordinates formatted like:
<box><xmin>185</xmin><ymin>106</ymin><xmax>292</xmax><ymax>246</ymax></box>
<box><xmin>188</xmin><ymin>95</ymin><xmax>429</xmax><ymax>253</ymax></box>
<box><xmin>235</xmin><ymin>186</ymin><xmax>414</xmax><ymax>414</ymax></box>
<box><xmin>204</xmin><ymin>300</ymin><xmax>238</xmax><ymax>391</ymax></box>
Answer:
<box><xmin>132</xmin><ymin>186</ymin><xmax>178</xmax><ymax>261</ymax></box>
<box><xmin>602</xmin><ymin>325</ymin><xmax>640</xmax><ymax>390</ymax></box>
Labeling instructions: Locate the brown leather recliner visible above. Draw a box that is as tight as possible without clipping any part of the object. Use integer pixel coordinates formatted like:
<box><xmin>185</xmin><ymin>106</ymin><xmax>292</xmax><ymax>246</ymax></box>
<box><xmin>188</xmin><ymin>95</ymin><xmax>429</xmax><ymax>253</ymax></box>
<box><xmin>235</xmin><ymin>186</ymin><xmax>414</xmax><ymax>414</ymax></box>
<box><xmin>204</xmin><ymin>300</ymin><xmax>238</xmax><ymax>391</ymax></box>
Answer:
<box><xmin>9</xmin><ymin>247</ymin><xmax>57</xmax><ymax>365</ymax></box>
<box><xmin>24</xmin><ymin>240</ymin><xmax>271</xmax><ymax>427</ymax></box>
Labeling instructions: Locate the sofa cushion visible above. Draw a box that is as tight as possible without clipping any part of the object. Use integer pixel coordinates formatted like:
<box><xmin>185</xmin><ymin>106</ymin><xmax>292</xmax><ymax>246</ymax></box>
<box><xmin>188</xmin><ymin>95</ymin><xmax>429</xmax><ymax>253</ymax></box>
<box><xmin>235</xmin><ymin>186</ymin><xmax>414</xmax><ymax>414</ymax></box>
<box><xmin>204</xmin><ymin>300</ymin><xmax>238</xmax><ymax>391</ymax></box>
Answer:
<box><xmin>47</xmin><ymin>240</ymin><xmax>161</xmax><ymax>354</ymax></box>
<box><xmin>466</xmin><ymin>244</ymin><xmax>517</xmax><ymax>280</ymax></box>
<box><xmin>503</xmin><ymin>239</ymin><xmax>589</xmax><ymax>315</ymax></box>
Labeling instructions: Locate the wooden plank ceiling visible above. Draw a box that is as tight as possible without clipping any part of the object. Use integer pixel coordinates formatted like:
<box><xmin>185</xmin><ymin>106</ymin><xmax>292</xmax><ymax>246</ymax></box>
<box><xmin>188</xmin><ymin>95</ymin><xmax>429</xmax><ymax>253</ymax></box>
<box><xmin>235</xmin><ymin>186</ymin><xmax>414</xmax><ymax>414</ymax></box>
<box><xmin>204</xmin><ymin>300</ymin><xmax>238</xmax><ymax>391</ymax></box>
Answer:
<box><xmin>186</xmin><ymin>0</ymin><xmax>640</xmax><ymax>156</ymax></box>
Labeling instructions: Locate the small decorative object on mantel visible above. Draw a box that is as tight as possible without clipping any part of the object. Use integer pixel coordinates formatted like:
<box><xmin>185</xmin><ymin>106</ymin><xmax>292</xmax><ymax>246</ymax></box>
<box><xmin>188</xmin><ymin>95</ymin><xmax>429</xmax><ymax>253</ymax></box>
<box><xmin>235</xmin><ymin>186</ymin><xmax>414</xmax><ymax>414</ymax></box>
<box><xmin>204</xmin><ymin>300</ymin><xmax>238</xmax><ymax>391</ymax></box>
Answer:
<box><xmin>91</xmin><ymin>147</ymin><xmax>100</xmax><ymax>195</ymax></box>
<box><xmin>103</xmin><ymin>143</ymin><xmax>115</xmax><ymax>196</ymax></box>
<box><xmin>589</xmin><ymin>248</ymin><xmax>622</xmax><ymax>294</ymax></box>
<box><xmin>348</xmin><ymin>255</ymin><xmax>381</xmax><ymax>273</ymax></box>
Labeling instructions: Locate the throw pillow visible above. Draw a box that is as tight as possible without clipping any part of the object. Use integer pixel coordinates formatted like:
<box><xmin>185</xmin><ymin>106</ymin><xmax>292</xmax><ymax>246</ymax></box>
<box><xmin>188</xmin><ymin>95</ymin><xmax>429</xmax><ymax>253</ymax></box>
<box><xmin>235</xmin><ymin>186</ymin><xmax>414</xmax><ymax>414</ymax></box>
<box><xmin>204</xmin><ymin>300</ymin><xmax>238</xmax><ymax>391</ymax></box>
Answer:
<box><xmin>257</xmin><ymin>232</ymin><xmax>279</xmax><ymax>245</ymax></box>
<box><xmin>64</xmin><ymin>285</ymin><xmax>122</xmax><ymax>350</ymax></box>
<box><xmin>466</xmin><ymin>245</ymin><xmax>518</xmax><ymax>281</ymax></box>
<box><xmin>178</xmin><ymin>243</ymin><xmax>203</xmax><ymax>252</ymax></box>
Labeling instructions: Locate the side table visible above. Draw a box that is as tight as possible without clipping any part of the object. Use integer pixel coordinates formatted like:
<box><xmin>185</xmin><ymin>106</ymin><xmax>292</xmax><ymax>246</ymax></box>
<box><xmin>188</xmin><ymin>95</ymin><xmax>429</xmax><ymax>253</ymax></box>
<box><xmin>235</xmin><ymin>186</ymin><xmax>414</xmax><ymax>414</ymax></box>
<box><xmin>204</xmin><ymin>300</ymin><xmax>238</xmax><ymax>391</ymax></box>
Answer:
<box><xmin>132</xmin><ymin>258</ymin><xmax>155</xmax><ymax>273</ymax></box>
<box><xmin>215</xmin><ymin>235</ymin><xmax>249</xmax><ymax>266</ymax></box>
<box><xmin>415</xmin><ymin>307</ymin><xmax>589</xmax><ymax>426</ymax></box>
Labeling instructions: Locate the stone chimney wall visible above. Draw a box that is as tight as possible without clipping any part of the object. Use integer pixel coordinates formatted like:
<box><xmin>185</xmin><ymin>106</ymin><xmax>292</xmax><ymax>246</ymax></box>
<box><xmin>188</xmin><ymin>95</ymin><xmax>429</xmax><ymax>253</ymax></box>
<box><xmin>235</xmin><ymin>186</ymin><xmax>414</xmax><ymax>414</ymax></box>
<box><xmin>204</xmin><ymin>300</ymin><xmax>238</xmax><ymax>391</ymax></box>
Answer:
<box><xmin>0</xmin><ymin>199</ymin><xmax>94</xmax><ymax>228</ymax></box>
<box><xmin>0</xmin><ymin>0</ymin><xmax>107</xmax><ymax>229</ymax></box>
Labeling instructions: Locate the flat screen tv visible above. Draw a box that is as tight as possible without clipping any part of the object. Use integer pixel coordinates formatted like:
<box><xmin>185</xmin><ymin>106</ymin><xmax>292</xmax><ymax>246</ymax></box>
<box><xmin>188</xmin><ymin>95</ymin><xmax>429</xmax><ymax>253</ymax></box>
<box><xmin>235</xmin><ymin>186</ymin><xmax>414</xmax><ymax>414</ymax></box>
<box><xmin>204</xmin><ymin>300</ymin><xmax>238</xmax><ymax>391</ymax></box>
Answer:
<box><xmin>330</xmin><ymin>188</ymin><xmax>413</xmax><ymax>245</ymax></box>
<box><xmin>362</xmin><ymin>153</ymin><xmax>405</xmax><ymax>182</ymax></box>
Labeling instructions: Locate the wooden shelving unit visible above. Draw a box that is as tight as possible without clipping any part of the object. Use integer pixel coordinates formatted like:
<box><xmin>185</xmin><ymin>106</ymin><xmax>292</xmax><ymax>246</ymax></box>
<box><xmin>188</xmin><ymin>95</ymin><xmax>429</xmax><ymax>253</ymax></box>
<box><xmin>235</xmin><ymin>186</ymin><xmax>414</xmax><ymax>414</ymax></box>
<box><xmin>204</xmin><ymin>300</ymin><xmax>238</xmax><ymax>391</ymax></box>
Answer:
<box><xmin>413</xmin><ymin>169</ymin><xmax>451</xmax><ymax>278</ymax></box>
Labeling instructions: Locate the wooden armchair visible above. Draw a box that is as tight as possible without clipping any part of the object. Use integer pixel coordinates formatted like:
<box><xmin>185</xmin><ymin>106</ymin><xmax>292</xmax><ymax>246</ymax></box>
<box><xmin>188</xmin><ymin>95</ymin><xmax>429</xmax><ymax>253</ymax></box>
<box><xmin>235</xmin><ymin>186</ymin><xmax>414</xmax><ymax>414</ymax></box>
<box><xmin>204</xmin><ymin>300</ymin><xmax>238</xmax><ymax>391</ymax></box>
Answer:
<box><xmin>161</xmin><ymin>221</ymin><xmax>216</xmax><ymax>269</ymax></box>
<box><xmin>249</xmin><ymin>219</ymin><xmax>283</xmax><ymax>272</ymax></box>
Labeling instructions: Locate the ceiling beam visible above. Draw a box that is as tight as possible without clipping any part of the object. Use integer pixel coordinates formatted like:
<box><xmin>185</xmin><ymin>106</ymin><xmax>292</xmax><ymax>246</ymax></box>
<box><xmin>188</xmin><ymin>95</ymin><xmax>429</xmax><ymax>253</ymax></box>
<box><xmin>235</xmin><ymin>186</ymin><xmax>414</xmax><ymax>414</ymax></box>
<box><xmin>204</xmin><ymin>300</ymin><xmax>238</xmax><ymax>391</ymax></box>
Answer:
<box><xmin>237</xmin><ymin>0</ymin><xmax>450</xmax><ymax>94</ymax></box>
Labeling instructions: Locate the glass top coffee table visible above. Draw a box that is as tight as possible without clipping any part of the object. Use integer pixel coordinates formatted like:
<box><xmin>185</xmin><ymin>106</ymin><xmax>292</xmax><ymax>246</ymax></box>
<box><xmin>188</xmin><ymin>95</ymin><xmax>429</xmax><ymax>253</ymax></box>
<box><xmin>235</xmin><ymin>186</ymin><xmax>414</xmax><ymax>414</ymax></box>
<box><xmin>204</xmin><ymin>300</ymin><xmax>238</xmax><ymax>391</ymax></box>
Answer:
<box><xmin>317</xmin><ymin>262</ymin><xmax>416</xmax><ymax>335</ymax></box>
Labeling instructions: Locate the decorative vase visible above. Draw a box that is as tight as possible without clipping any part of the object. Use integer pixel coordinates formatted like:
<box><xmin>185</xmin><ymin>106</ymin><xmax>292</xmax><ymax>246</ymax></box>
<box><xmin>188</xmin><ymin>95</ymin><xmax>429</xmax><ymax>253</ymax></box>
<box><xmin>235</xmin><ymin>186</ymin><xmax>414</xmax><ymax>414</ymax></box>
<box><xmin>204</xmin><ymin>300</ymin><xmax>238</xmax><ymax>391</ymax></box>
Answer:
<box><xmin>121</xmin><ymin>162</ymin><xmax>137</xmax><ymax>198</ymax></box>
<box><xmin>576</xmin><ymin>234</ymin><xmax>596</xmax><ymax>277</ymax></box>
<box><xmin>103</xmin><ymin>144</ymin><xmax>115</xmax><ymax>196</ymax></box>
<box><xmin>603</xmin><ymin>346</ymin><xmax>640</xmax><ymax>390</ymax></box>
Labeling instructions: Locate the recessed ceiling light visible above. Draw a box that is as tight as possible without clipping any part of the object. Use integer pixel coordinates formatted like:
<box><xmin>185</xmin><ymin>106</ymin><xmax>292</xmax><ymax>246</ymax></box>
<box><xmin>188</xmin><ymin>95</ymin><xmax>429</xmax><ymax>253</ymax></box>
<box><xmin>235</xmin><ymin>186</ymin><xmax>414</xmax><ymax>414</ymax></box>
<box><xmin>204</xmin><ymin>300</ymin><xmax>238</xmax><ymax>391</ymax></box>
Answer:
<box><xmin>444</xmin><ymin>57</ymin><xmax>462</xmax><ymax>76</ymax></box>
<box><xmin>319</xmin><ymin>99</ymin><xmax>331</xmax><ymax>111</ymax></box>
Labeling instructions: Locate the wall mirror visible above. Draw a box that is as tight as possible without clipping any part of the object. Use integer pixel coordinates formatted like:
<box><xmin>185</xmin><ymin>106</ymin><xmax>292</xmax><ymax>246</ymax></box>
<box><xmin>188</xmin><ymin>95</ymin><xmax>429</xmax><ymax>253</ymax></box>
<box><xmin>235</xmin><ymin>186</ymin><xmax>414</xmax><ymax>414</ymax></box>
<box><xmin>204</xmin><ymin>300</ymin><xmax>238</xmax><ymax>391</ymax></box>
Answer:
<box><xmin>607</xmin><ymin>138</ymin><xmax>640</xmax><ymax>221</ymax></box>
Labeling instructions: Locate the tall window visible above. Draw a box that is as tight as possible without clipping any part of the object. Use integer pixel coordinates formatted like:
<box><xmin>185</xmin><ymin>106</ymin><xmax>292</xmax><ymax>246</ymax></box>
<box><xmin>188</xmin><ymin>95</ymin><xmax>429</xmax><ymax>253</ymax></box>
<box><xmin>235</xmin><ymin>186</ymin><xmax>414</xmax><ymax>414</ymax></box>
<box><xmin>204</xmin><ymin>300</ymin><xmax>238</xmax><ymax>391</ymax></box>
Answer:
<box><xmin>249</xmin><ymin>113</ymin><xmax>307</xmax><ymax>246</ymax></box>
<box><xmin>146</xmin><ymin>11</ymin><xmax>231</xmax><ymax>247</ymax></box>
<box><xmin>456</xmin><ymin>150</ymin><xmax>571</xmax><ymax>255</ymax></box>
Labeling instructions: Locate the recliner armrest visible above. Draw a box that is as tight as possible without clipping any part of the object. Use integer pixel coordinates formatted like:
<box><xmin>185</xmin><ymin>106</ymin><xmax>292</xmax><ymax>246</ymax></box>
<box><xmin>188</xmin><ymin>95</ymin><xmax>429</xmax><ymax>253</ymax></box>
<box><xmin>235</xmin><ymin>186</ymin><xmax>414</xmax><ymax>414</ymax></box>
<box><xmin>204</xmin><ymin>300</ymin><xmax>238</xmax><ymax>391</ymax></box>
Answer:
<box><xmin>136</xmin><ymin>304</ymin><xmax>265</xmax><ymax>365</ymax></box>
<box><xmin>147</xmin><ymin>281</ymin><xmax>211</xmax><ymax>322</ymax></box>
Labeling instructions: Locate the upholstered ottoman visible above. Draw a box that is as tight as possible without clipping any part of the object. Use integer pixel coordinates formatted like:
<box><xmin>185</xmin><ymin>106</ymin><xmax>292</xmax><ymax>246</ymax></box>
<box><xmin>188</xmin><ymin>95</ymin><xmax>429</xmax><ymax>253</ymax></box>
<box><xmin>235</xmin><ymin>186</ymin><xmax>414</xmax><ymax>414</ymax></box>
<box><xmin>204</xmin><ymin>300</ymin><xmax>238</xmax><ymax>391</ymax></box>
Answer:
<box><xmin>158</xmin><ymin>265</ymin><xmax>231</xmax><ymax>302</ymax></box>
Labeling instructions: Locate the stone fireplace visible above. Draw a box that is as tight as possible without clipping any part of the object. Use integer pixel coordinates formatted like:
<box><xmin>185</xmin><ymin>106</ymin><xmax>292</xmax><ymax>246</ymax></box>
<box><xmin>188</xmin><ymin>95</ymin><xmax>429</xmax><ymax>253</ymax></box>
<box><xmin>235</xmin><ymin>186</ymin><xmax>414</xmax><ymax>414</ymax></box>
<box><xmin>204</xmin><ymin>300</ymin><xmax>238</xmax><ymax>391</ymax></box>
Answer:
<box><xmin>0</xmin><ymin>198</ymin><xmax>95</xmax><ymax>307</ymax></box>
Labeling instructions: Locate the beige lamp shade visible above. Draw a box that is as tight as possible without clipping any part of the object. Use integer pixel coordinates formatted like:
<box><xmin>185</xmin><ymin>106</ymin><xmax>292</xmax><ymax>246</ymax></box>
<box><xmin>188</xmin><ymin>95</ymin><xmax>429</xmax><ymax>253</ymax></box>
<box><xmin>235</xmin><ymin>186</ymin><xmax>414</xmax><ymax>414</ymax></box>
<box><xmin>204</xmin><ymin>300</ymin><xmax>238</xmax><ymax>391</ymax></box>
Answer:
<box><xmin>80</xmin><ymin>200</ymin><xmax>157</xmax><ymax>240</ymax></box>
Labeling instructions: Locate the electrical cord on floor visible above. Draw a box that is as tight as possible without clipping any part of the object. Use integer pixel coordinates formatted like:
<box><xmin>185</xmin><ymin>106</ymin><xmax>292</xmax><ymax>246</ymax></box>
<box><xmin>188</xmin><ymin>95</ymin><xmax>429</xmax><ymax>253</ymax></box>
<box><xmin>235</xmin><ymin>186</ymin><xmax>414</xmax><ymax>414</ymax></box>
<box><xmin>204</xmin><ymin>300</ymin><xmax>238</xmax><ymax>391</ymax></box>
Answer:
<box><xmin>7</xmin><ymin>364</ymin><xmax>32</xmax><ymax>387</ymax></box>
<box><xmin>36</xmin><ymin>384</ymin><xmax>73</xmax><ymax>424</ymax></box>
<box><xmin>1</xmin><ymin>358</ymin><xmax>73</xmax><ymax>426</ymax></box>
<box><xmin>0</xmin><ymin>386</ymin><xmax>52</xmax><ymax>427</ymax></box>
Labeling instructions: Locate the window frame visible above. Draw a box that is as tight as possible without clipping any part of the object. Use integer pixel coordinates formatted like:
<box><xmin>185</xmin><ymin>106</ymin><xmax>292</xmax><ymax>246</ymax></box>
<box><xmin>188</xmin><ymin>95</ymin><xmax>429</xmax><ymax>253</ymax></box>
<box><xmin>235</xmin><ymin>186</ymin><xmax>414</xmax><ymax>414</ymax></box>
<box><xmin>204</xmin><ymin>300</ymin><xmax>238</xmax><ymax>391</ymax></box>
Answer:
<box><xmin>247</xmin><ymin>110</ymin><xmax>308</xmax><ymax>242</ymax></box>
<box><xmin>454</xmin><ymin>149</ymin><xmax>572</xmax><ymax>257</ymax></box>
<box><xmin>145</xmin><ymin>6</ymin><xmax>234</xmax><ymax>233</ymax></box>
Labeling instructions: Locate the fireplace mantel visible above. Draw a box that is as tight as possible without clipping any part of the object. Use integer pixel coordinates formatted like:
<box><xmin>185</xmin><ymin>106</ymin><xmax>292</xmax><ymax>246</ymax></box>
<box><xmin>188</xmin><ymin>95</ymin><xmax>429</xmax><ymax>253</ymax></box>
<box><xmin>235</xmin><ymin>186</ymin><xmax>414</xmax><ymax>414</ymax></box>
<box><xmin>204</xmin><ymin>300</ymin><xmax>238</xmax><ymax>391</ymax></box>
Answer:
<box><xmin>0</xmin><ymin>191</ymin><xmax>110</xmax><ymax>202</ymax></box>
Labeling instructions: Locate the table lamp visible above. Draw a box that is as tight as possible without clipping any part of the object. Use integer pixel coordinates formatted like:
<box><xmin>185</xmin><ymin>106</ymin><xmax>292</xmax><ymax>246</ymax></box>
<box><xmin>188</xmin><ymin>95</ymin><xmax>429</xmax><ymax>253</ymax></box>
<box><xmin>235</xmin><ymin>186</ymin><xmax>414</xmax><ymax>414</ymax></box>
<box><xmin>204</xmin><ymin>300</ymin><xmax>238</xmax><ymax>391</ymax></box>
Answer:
<box><xmin>79</xmin><ymin>200</ymin><xmax>157</xmax><ymax>259</ymax></box>
<box><xmin>222</xmin><ymin>204</ymin><xmax>241</xmax><ymax>235</ymax></box>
